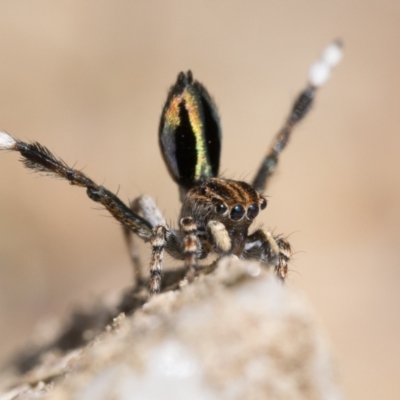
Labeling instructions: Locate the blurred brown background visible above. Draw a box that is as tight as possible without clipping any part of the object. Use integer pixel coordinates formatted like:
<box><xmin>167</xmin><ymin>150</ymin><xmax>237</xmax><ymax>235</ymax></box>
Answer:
<box><xmin>0</xmin><ymin>1</ymin><xmax>399</xmax><ymax>398</ymax></box>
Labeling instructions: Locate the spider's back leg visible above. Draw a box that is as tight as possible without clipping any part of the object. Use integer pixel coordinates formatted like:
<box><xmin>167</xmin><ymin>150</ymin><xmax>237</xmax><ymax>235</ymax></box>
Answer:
<box><xmin>252</xmin><ymin>40</ymin><xmax>343</xmax><ymax>193</ymax></box>
<box><xmin>0</xmin><ymin>133</ymin><xmax>153</xmax><ymax>241</ymax></box>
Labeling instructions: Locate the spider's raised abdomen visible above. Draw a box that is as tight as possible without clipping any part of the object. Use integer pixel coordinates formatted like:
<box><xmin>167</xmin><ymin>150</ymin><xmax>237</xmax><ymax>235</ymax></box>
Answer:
<box><xmin>159</xmin><ymin>71</ymin><xmax>221</xmax><ymax>198</ymax></box>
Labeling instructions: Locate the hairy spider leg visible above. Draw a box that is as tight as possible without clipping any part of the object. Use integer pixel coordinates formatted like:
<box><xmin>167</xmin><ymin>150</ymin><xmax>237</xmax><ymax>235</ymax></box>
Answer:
<box><xmin>180</xmin><ymin>217</ymin><xmax>200</xmax><ymax>283</ymax></box>
<box><xmin>243</xmin><ymin>229</ymin><xmax>292</xmax><ymax>280</ymax></box>
<box><xmin>123</xmin><ymin>195</ymin><xmax>167</xmax><ymax>284</ymax></box>
<box><xmin>252</xmin><ymin>40</ymin><xmax>343</xmax><ymax>193</ymax></box>
<box><xmin>0</xmin><ymin>137</ymin><xmax>154</xmax><ymax>241</ymax></box>
<box><xmin>149</xmin><ymin>225</ymin><xmax>167</xmax><ymax>295</ymax></box>
<box><xmin>0</xmin><ymin>137</ymin><xmax>154</xmax><ymax>240</ymax></box>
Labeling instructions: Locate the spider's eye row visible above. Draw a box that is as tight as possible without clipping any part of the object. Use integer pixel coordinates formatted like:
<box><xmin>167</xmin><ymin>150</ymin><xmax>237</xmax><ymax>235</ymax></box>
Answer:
<box><xmin>247</xmin><ymin>204</ymin><xmax>259</xmax><ymax>220</ymax></box>
<box><xmin>230</xmin><ymin>204</ymin><xmax>245</xmax><ymax>221</ymax></box>
<box><xmin>216</xmin><ymin>203</ymin><xmax>228</xmax><ymax>215</ymax></box>
<box><xmin>260</xmin><ymin>198</ymin><xmax>267</xmax><ymax>210</ymax></box>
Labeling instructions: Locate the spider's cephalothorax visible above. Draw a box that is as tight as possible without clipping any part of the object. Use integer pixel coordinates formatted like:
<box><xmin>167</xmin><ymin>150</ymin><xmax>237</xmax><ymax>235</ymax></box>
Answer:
<box><xmin>181</xmin><ymin>178</ymin><xmax>267</xmax><ymax>256</ymax></box>
<box><xmin>0</xmin><ymin>41</ymin><xmax>342</xmax><ymax>295</ymax></box>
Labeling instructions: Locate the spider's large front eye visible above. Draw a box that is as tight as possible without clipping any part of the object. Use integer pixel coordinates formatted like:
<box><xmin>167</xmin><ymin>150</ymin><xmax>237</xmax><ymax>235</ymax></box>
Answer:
<box><xmin>230</xmin><ymin>204</ymin><xmax>245</xmax><ymax>221</ymax></box>
<box><xmin>216</xmin><ymin>203</ymin><xmax>228</xmax><ymax>215</ymax></box>
<box><xmin>247</xmin><ymin>204</ymin><xmax>259</xmax><ymax>220</ymax></box>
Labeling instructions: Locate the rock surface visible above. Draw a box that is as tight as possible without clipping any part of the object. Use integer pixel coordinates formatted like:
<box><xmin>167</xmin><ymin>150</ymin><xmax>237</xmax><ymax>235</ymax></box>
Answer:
<box><xmin>0</xmin><ymin>258</ymin><xmax>342</xmax><ymax>400</ymax></box>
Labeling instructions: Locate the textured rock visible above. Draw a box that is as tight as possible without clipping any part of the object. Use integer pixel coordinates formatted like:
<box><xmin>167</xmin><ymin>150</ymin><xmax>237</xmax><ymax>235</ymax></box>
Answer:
<box><xmin>0</xmin><ymin>258</ymin><xmax>342</xmax><ymax>400</ymax></box>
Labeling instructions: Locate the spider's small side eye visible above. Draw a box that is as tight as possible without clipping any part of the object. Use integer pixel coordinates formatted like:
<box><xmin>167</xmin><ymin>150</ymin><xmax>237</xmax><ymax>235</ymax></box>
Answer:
<box><xmin>247</xmin><ymin>204</ymin><xmax>259</xmax><ymax>220</ymax></box>
<box><xmin>260</xmin><ymin>198</ymin><xmax>267</xmax><ymax>210</ymax></box>
<box><xmin>216</xmin><ymin>203</ymin><xmax>228</xmax><ymax>215</ymax></box>
<box><xmin>230</xmin><ymin>204</ymin><xmax>245</xmax><ymax>221</ymax></box>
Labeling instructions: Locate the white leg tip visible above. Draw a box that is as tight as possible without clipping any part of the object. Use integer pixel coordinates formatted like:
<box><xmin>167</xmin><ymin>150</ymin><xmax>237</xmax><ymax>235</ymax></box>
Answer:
<box><xmin>308</xmin><ymin>40</ymin><xmax>343</xmax><ymax>88</ymax></box>
<box><xmin>322</xmin><ymin>41</ymin><xmax>343</xmax><ymax>67</ymax></box>
<box><xmin>0</xmin><ymin>131</ymin><xmax>17</xmax><ymax>150</ymax></box>
<box><xmin>308</xmin><ymin>61</ymin><xmax>331</xmax><ymax>87</ymax></box>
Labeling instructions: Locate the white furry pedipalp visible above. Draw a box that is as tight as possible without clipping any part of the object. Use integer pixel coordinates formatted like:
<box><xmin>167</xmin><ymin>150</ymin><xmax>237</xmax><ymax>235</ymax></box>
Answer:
<box><xmin>207</xmin><ymin>221</ymin><xmax>232</xmax><ymax>253</ymax></box>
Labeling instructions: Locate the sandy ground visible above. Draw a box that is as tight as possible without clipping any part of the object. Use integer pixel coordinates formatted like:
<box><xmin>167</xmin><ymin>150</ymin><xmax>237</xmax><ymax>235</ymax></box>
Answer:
<box><xmin>0</xmin><ymin>2</ymin><xmax>399</xmax><ymax>399</ymax></box>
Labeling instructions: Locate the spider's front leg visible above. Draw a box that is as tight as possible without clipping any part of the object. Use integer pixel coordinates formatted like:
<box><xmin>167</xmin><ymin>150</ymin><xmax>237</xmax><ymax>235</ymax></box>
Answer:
<box><xmin>148</xmin><ymin>225</ymin><xmax>168</xmax><ymax>295</ymax></box>
<box><xmin>123</xmin><ymin>195</ymin><xmax>167</xmax><ymax>284</ymax></box>
<box><xmin>180</xmin><ymin>217</ymin><xmax>200</xmax><ymax>282</ymax></box>
<box><xmin>147</xmin><ymin>217</ymin><xmax>201</xmax><ymax>295</ymax></box>
<box><xmin>243</xmin><ymin>229</ymin><xmax>292</xmax><ymax>280</ymax></box>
